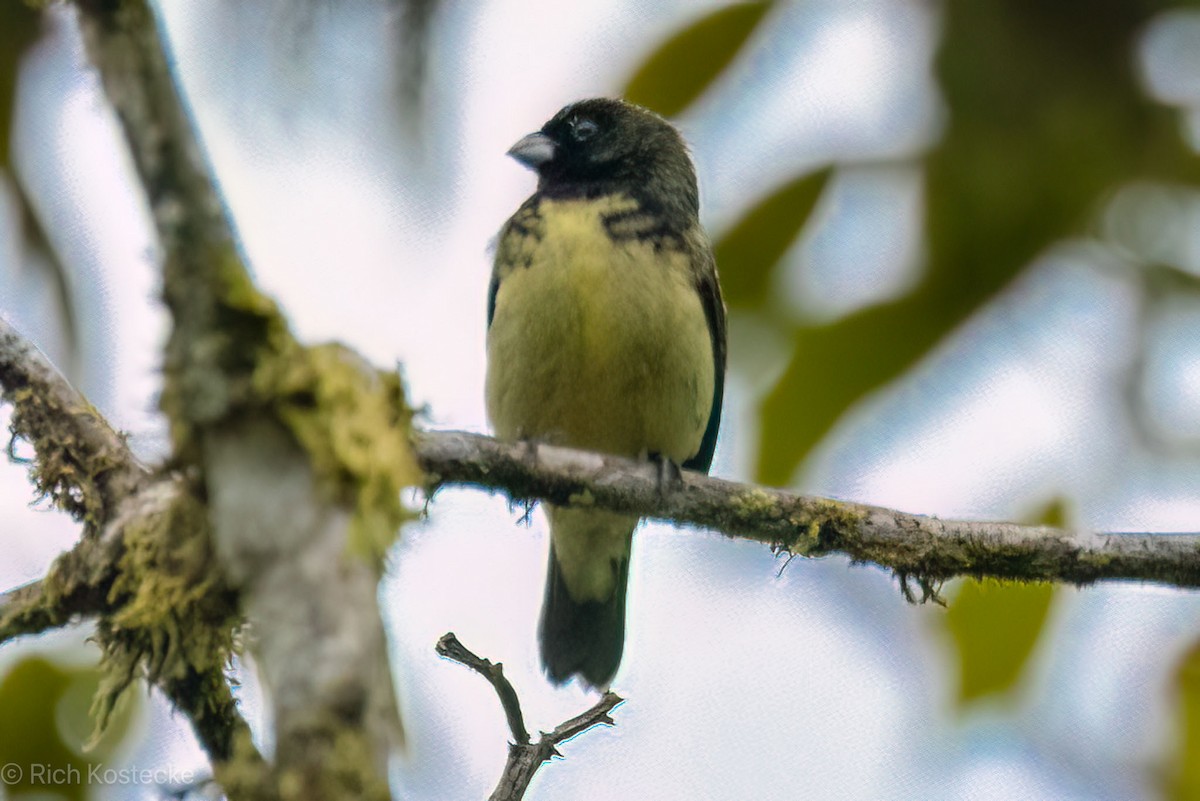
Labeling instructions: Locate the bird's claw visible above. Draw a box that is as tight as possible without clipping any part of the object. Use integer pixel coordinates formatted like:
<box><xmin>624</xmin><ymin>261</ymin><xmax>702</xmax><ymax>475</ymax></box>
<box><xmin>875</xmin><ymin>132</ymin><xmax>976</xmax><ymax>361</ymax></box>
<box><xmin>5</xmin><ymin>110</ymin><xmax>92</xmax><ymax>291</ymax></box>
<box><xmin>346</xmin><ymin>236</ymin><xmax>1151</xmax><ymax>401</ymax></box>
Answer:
<box><xmin>648</xmin><ymin>451</ymin><xmax>683</xmax><ymax>499</ymax></box>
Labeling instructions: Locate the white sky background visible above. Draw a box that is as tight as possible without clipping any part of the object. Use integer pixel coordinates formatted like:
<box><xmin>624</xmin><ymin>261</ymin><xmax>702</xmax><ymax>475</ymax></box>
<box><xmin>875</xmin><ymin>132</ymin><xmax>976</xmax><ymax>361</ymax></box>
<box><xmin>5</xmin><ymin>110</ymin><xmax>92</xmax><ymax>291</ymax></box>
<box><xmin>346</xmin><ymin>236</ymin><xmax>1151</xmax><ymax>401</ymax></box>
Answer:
<box><xmin>2</xmin><ymin>1</ymin><xmax>1200</xmax><ymax>799</ymax></box>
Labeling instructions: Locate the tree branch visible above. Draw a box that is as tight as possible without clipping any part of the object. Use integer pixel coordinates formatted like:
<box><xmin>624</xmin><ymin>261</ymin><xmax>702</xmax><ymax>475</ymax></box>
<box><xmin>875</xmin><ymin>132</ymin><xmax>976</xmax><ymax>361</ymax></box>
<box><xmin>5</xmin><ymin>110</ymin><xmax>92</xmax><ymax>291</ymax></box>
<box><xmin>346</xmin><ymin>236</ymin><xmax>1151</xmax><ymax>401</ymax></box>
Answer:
<box><xmin>0</xmin><ymin>316</ymin><xmax>146</xmax><ymax>527</ymax></box>
<box><xmin>0</xmin><ymin>314</ymin><xmax>250</xmax><ymax>768</ymax></box>
<box><xmin>0</xmin><ymin>474</ymin><xmax>250</xmax><ymax>763</ymax></box>
<box><xmin>436</xmin><ymin>633</ymin><xmax>530</xmax><ymax>745</ymax></box>
<box><xmin>71</xmin><ymin>3</ymin><xmax>409</xmax><ymax>796</ymax></box>
<box><xmin>0</xmin><ymin>536</ymin><xmax>121</xmax><ymax>644</ymax></box>
<box><xmin>436</xmin><ymin>632</ymin><xmax>622</xmax><ymax>801</ymax></box>
<box><xmin>415</xmin><ymin>430</ymin><xmax>1200</xmax><ymax>590</ymax></box>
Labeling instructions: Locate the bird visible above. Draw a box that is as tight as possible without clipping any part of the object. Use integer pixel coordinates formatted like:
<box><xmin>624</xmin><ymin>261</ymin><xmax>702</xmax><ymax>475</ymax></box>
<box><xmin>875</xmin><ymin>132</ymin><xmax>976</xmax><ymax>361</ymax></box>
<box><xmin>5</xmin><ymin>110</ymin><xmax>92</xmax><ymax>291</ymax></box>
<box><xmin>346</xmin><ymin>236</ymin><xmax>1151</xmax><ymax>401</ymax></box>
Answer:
<box><xmin>485</xmin><ymin>98</ymin><xmax>726</xmax><ymax>689</ymax></box>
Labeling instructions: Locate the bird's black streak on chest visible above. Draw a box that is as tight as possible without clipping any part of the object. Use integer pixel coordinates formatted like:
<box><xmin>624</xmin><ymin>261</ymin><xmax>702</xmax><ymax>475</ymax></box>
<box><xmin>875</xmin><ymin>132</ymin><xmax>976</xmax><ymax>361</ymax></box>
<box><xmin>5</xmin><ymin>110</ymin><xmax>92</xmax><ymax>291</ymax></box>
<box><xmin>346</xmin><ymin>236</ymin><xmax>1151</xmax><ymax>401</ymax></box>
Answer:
<box><xmin>599</xmin><ymin>206</ymin><xmax>684</xmax><ymax>252</ymax></box>
<box><xmin>488</xmin><ymin>188</ymin><xmax>689</xmax><ymax>331</ymax></box>
<box><xmin>539</xmin><ymin>177</ymin><xmax>693</xmax><ymax>245</ymax></box>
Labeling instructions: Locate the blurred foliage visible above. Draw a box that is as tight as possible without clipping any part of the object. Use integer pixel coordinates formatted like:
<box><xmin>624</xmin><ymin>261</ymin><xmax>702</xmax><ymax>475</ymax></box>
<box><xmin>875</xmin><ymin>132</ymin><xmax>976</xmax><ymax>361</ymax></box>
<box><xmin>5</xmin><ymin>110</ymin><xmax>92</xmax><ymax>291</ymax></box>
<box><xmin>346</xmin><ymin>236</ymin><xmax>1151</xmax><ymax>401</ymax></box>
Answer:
<box><xmin>0</xmin><ymin>653</ymin><xmax>139</xmax><ymax>801</ymax></box>
<box><xmin>1170</xmin><ymin>640</ymin><xmax>1200</xmax><ymax>800</ymax></box>
<box><xmin>943</xmin><ymin>579</ymin><xmax>1054</xmax><ymax>705</ymax></box>
<box><xmin>0</xmin><ymin>1</ymin><xmax>41</xmax><ymax>169</ymax></box>
<box><xmin>1028</xmin><ymin>497</ymin><xmax>1070</xmax><ymax>531</ymax></box>
<box><xmin>0</xmin><ymin>2</ymin><xmax>78</xmax><ymax>362</ymax></box>
<box><xmin>624</xmin><ymin>1</ymin><xmax>773</xmax><ymax>118</ymax></box>
<box><xmin>390</xmin><ymin>0</ymin><xmax>438</xmax><ymax>134</ymax></box>
<box><xmin>622</xmin><ymin>0</ymin><xmax>1142</xmax><ymax>715</ymax></box>
<box><xmin>622</xmin><ymin>0</ymin><xmax>1200</xmax><ymax>484</ymax></box>
<box><xmin>715</xmin><ymin>168</ymin><xmax>832</xmax><ymax>310</ymax></box>
<box><xmin>942</xmin><ymin>500</ymin><xmax>1066</xmax><ymax>706</ymax></box>
<box><xmin>750</xmin><ymin>0</ymin><xmax>1200</xmax><ymax>484</ymax></box>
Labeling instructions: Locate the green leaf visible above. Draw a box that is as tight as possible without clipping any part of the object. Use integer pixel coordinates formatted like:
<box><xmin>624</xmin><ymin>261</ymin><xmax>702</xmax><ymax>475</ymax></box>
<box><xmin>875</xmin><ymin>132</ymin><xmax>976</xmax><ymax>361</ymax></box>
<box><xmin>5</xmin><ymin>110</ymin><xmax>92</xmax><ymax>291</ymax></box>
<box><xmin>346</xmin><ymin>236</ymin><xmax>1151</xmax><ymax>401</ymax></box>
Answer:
<box><xmin>0</xmin><ymin>1</ymin><xmax>78</xmax><ymax>362</ymax></box>
<box><xmin>1028</xmin><ymin>497</ymin><xmax>1068</xmax><ymax>529</ymax></box>
<box><xmin>0</xmin><ymin>654</ymin><xmax>140</xmax><ymax>801</ymax></box>
<box><xmin>1169</xmin><ymin>641</ymin><xmax>1200</xmax><ymax>801</ymax></box>
<box><xmin>714</xmin><ymin>168</ymin><xmax>832</xmax><ymax>310</ymax></box>
<box><xmin>624</xmin><ymin>2</ymin><xmax>773</xmax><ymax>118</ymax></box>
<box><xmin>754</xmin><ymin>0</ymin><xmax>1200</xmax><ymax>485</ymax></box>
<box><xmin>941</xmin><ymin>500</ymin><xmax>1064</xmax><ymax>707</ymax></box>
<box><xmin>0</xmin><ymin>2</ymin><xmax>42</xmax><ymax>168</ymax></box>
<box><xmin>13</xmin><ymin>181</ymin><xmax>79</xmax><ymax>359</ymax></box>
<box><xmin>943</xmin><ymin>579</ymin><xmax>1055</xmax><ymax>706</ymax></box>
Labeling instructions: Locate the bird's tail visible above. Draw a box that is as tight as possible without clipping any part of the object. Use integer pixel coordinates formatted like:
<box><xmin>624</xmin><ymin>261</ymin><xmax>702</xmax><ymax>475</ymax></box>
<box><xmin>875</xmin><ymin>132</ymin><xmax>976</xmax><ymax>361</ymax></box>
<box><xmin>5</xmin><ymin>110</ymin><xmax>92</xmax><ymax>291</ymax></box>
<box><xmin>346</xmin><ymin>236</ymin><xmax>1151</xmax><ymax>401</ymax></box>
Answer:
<box><xmin>539</xmin><ymin>507</ymin><xmax>636</xmax><ymax>689</ymax></box>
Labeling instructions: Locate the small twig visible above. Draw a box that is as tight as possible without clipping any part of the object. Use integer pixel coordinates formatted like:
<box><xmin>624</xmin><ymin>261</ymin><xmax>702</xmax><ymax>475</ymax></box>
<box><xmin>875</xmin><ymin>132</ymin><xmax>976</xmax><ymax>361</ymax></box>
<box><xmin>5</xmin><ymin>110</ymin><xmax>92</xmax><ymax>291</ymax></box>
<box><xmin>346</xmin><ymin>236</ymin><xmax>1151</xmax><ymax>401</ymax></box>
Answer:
<box><xmin>435</xmin><ymin>632</ymin><xmax>623</xmax><ymax>801</ymax></box>
<box><xmin>436</xmin><ymin>632</ymin><xmax>529</xmax><ymax>744</ymax></box>
<box><xmin>490</xmin><ymin>692</ymin><xmax>622</xmax><ymax>801</ymax></box>
<box><xmin>0</xmin><ymin>540</ymin><xmax>116</xmax><ymax>644</ymax></box>
<box><xmin>542</xmin><ymin>691</ymin><xmax>622</xmax><ymax>750</ymax></box>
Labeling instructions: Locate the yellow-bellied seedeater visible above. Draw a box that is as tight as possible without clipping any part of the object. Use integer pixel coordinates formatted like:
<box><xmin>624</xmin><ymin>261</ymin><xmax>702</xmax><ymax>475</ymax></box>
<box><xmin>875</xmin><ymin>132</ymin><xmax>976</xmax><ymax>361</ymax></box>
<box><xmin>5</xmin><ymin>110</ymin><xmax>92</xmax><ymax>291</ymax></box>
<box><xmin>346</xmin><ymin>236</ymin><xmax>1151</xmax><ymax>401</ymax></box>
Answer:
<box><xmin>486</xmin><ymin>98</ymin><xmax>726</xmax><ymax>688</ymax></box>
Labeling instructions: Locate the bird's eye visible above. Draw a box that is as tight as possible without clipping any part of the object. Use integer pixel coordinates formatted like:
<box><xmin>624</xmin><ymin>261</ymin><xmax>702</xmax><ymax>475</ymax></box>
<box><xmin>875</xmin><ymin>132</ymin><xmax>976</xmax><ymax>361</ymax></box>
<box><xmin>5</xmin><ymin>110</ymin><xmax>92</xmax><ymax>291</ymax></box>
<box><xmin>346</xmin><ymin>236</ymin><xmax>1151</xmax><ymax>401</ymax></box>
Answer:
<box><xmin>571</xmin><ymin>118</ymin><xmax>599</xmax><ymax>141</ymax></box>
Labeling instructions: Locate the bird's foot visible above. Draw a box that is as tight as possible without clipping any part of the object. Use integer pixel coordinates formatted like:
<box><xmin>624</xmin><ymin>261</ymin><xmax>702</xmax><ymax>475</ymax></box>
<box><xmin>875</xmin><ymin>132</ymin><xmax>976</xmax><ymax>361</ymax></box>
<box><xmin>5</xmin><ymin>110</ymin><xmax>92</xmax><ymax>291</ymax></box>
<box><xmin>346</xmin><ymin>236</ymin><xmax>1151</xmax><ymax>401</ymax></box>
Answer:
<box><xmin>520</xmin><ymin>437</ymin><xmax>540</xmax><ymax>469</ymax></box>
<box><xmin>507</xmin><ymin>438</ymin><xmax>541</xmax><ymax>524</ymax></box>
<box><xmin>647</xmin><ymin>451</ymin><xmax>684</xmax><ymax>500</ymax></box>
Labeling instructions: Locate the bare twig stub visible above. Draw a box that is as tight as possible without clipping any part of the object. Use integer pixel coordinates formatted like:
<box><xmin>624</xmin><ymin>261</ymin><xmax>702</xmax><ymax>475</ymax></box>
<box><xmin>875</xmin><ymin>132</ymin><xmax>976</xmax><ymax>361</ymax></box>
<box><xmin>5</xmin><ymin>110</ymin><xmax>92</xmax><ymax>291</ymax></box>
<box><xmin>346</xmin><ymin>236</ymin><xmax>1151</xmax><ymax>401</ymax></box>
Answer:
<box><xmin>415</xmin><ymin>430</ymin><xmax>1200</xmax><ymax>590</ymax></box>
<box><xmin>436</xmin><ymin>633</ymin><xmax>622</xmax><ymax>801</ymax></box>
<box><xmin>436</xmin><ymin>632</ymin><xmax>530</xmax><ymax>744</ymax></box>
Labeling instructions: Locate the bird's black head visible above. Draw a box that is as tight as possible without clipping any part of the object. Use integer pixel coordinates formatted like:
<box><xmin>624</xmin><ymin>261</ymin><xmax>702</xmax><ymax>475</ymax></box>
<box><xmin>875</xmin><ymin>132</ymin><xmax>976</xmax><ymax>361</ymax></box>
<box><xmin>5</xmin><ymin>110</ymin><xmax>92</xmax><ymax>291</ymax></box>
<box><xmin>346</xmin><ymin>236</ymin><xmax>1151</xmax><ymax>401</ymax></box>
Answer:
<box><xmin>507</xmin><ymin>98</ymin><xmax>699</xmax><ymax>225</ymax></box>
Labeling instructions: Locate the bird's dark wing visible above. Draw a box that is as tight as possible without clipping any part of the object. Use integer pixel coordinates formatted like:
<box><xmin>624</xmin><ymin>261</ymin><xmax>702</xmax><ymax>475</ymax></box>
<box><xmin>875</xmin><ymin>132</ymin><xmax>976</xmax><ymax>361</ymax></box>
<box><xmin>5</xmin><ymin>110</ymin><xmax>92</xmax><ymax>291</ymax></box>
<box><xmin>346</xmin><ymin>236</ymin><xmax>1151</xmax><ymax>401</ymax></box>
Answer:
<box><xmin>488</xmin><ymin>195</ymin><xmax>544</xmax><ymax>329</ymax></box>
<box><xmin>598</xmin><ymin>208</ymin><xmax>727</xmax><ymax>474</ymax></box>
<box><xmin>682</xmin><ymin>238</ymin><xmax>726</xmax><ymax>475</ymax></box>
<box><xmin>487</xmin><ymin>272</ymin><xmax>500</xmax><ymax>329</ymax></box>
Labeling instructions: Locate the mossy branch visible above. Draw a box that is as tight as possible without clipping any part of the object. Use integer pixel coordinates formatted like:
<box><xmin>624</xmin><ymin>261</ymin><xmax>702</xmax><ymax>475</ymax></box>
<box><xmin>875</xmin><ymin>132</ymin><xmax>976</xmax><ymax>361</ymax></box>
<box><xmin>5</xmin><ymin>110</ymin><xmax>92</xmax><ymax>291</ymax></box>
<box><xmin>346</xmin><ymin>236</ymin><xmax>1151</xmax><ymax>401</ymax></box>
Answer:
<box><xmin>0</xmin><ymin>538</ymin><xmax>119</xmax><ymax>643</ymax></box>
<box><xmin>415</xmin><ymin>430</ymin><xmax>1200</xmax><ymax>592</ymax></box>
<box><xmin>0</xmin><ymin>316</ymin><xmax>145</xmax><ymax>527</ymax></box>
<box><xmin>71</xmin><ymin>1</ymin><xmax>414</xmax><ymax>796</ymax></box>
<box><xmin>0</xmin><ymin>315</ymin><xmax>248</xmax><ymax>765</ymax></box>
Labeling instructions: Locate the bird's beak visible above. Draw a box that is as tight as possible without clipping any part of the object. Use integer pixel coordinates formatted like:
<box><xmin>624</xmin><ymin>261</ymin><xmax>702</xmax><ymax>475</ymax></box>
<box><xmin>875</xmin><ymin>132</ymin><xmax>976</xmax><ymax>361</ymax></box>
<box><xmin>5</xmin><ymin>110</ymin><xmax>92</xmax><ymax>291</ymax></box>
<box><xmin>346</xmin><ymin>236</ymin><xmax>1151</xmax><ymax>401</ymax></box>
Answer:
<box><xmin>507</xmin><ymin>131</ymin><xmax>556</xmax><ymax>169</ymax></box>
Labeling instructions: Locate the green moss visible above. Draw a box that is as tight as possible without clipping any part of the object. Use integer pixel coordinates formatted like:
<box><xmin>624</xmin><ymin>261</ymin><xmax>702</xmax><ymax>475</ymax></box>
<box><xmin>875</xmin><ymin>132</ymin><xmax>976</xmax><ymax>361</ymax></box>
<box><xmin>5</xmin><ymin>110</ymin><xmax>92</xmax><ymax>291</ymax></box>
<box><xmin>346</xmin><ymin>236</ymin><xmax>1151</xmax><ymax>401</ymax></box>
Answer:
<box><xmin>217</xmin><ymin>249</ymin><xmax>287</xmax><ymax>324</ymax></box>
<box><xmin>806</xmin><ymin>499</ymin><xmax>864</xmax><ymax>533</ymax></box>
<box><xmin>219</xmin><ymin>250</ymin><xmax>421</xmax><ymax>562</ymax></box>
<box><xmin>1078</xmin><ymin>550</ymin><xmax>1113</xmax><ymax>571</ymax></box>
<box><xmin>253</xmin><ymin>343</ymin><xmax>421</xmax><ymax>563</ymax></box>
<box><xmin>161</xmin><ymin>246</ymin><xmax>291</xmax><ymax>451</ymax></box>
<box><xmin>163</xmin><ymin>246</ymin><xmax>422</xmax><ymax>565</ymax></box>
<box><xmin>785</xmin><ymin>499</ymin><xmax>864</xmax><ymax>556</ymax></box>
<box><xmin>731</xmin><ymin>488</ymin><xmax>783</xmax><ymax>521</ymax></box>
<box><xmin>310</xmin><ymin>728</ymin><xmax>392</xmax><ymax>801</ymax></box>
<box><xmin>7</xmin><ymin>385</ymin><xmax>127</xmax><ymax>533</ymax></box>
<box><xmin>726</xmin><ymin>491</ymin><xmax>865</xmax><ymax>556</ymax></box>
<box><xmin>216</xmin><ymin>720</ymin><xmax>390</xmax><ymax>801</ymax></box>
<box><xmin>90</xmin><ymin>487</ymin><xmax>238</xmax><ymax>743</ymax></box>
<box><xmin>213</xmin><ymin>728</ymin><xmax>275</xmax><ymax>798</ymax></box>
<box><xmin>568</xmin><ymin>489</ymin><xmax>596</xmax><ymax>507</ymax></box>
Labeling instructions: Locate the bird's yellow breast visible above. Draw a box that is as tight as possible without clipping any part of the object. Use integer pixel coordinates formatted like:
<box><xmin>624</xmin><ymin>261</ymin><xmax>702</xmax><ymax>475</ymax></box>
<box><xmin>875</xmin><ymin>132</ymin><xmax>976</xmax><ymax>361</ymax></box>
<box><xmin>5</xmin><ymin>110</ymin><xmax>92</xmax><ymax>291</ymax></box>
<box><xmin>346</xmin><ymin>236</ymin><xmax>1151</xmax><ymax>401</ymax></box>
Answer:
<box><xmin>486</xmin><ymin>197</ymin><xmax>714</xmax><ymax>462</ymax></box>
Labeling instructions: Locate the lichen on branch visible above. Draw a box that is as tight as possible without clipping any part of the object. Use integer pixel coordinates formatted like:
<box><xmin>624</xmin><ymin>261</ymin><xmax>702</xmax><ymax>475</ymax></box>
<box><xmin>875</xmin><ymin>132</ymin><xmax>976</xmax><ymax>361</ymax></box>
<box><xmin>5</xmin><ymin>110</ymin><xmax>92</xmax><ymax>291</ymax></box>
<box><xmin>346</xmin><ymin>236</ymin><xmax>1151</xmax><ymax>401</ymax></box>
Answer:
<box><xmin>414</xmin><ymin>430</ymin><xmax>1200</xmax><ymax>592</ymax></box>
<box><xmin>69</xmin><ymin>0</ymin><xmax>422</xmax><ymax>794</ymax></box>
<box><xmin>0</xmin><ymin>319</ymin><xmax>144</xmax><ymax>530</ymax></box>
